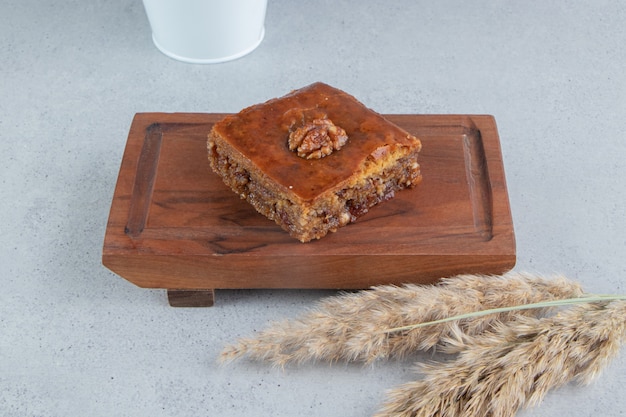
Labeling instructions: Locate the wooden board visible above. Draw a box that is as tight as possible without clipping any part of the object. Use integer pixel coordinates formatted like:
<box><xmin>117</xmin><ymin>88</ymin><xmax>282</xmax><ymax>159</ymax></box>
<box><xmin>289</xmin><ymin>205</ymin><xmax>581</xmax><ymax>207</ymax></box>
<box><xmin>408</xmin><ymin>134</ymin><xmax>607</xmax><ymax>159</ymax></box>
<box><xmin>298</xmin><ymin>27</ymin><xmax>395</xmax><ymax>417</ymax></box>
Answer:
<box><xmin>102</xmin><ymin>113</ymin><xmax>516</xmax><ymax>305</ymax></box>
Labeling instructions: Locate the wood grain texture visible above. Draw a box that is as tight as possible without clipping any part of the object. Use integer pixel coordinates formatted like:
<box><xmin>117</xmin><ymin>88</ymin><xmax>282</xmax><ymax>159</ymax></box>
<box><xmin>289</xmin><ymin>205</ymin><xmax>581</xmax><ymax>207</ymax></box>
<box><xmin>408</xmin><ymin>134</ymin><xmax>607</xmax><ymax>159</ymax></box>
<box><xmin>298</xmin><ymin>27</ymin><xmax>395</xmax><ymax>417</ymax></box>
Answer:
<box><xmin>102</xmin><ymin>113</ymin><xmax>516</xmax><ymax>297</ymax></box>
<box><xmin>167</xmin><ymin>289</ymin><xmax>215</xmax><ymax>307</ymax></box>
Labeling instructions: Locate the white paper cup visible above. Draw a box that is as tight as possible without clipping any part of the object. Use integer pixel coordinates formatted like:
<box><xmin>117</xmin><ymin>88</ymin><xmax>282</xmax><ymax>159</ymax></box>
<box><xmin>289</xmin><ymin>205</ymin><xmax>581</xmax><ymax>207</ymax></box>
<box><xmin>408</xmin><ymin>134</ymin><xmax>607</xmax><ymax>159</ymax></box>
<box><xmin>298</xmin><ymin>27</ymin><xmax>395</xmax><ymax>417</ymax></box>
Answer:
<box><xmin>142</xmin><ymin>0</ymin><xmax>267</xmax><ymax>64</ymax></box>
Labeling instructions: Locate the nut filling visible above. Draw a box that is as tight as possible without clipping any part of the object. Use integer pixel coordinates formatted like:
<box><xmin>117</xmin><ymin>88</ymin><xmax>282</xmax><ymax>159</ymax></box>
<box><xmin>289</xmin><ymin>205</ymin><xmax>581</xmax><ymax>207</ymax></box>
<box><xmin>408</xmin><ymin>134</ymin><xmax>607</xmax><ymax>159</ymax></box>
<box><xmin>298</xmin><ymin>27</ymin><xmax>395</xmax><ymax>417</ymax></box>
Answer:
<box><xmin>288</xmin><ymin>118</ymin><xmax>348</xmax><ymax>159</ymax></box>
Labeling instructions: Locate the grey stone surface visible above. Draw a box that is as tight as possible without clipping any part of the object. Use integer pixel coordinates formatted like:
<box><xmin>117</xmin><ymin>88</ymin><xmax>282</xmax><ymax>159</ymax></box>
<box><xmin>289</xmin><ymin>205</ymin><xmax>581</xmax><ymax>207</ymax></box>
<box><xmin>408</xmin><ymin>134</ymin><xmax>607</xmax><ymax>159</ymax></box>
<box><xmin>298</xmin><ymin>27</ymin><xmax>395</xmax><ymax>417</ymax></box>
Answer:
<box><xmin>1</xmin><ymin>1</ymin><xmax>625</xmax><ymax>416</ymax></box>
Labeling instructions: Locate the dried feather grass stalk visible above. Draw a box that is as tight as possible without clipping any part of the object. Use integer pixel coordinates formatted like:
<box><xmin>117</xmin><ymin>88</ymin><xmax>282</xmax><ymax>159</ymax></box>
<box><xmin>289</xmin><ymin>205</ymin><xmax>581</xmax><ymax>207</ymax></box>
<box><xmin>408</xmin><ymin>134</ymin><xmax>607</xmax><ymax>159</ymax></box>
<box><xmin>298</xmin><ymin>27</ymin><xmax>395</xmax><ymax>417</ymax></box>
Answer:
<box><xmin>220</xmin><ymin>272</ymin><xmax>583</xmax><ymax>365</ymax></box>
<box><xmin>375</xmin><ymin>300</ymin><xmax>626</xmax><ymax>417</ymax></box>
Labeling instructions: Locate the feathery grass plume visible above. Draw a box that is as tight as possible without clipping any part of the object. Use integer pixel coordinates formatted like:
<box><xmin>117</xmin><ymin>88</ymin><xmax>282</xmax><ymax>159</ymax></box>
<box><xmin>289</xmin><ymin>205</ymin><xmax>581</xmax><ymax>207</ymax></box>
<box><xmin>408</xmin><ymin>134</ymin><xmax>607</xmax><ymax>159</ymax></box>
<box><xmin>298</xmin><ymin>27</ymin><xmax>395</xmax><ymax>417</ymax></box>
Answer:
<box><xmin>374</xmin><ymin>300</ymin><xmax>626</xmax><ymax>417</ymax></box>
<box><xmin>220</xmin><ymin>272</ymin><xmax>583</xmax><ymax>366</ymax></box>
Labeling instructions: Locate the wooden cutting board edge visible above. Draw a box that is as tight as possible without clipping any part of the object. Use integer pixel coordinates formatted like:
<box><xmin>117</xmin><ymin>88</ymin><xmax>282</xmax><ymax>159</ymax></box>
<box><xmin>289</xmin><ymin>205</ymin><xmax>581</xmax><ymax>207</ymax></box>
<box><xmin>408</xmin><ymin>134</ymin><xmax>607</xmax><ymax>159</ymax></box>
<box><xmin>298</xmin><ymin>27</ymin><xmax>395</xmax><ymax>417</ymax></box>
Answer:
<box><xmin>102</xmin><ymin>113</ymin><xmax>516</xmax><ymax>306</ymax></box>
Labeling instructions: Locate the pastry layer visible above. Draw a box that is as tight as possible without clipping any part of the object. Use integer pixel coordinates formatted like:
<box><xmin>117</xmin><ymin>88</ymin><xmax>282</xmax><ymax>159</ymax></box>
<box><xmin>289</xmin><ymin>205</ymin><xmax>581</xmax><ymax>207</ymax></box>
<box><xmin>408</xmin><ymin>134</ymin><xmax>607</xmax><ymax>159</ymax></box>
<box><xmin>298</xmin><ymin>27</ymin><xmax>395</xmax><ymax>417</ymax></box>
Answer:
<box><xmin>207</xmin><ymin>82</ymin><xmax>422</xmax><ymax>242</ymax></box>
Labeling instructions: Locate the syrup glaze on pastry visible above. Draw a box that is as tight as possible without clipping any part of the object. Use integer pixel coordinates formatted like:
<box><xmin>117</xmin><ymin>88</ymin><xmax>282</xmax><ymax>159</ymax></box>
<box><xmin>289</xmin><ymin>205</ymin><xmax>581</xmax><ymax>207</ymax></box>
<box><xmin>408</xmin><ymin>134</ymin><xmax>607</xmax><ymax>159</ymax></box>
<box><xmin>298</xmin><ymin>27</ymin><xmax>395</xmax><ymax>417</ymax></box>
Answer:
<box><xmin>208</xmin><ymin>82</ymin><xmax>422</xmax><ymax>242</ymax></box>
